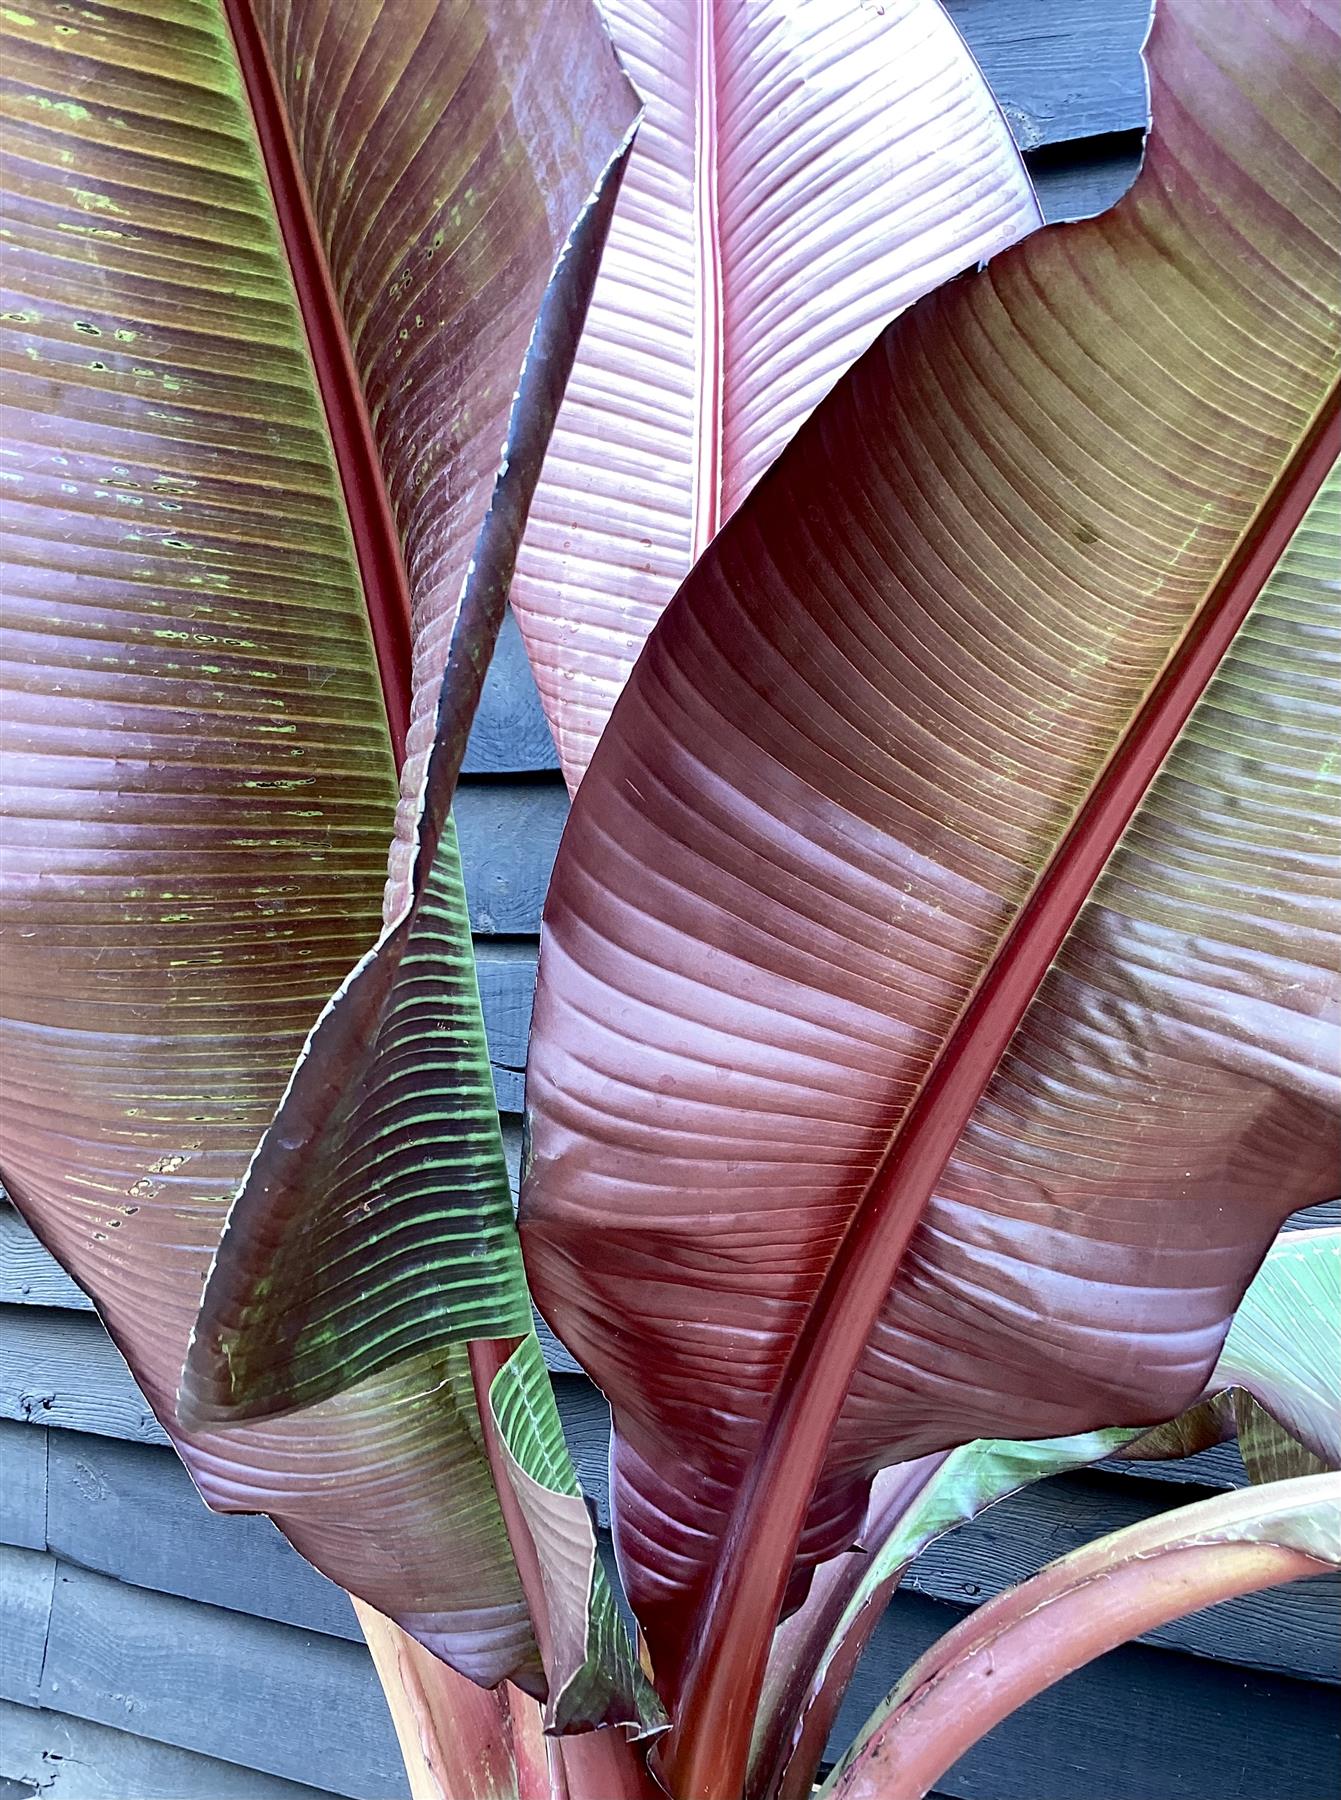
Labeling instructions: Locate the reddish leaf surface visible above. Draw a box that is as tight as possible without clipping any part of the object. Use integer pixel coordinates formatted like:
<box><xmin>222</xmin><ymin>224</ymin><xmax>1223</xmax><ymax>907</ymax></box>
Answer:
<box><xmin>509</xmin><ymin>0</ymin><xmax>1044</xmax><ymax>790</ymax></box>
<box><xmin>520</xmin><ymin>0</ymin><xmax>1341</xmax><ymax>1772</ymax></box>
<box><xmin>0</xmin><ymin>0</ymin><xmax>634</xmax><ymax>1697</ymax></box>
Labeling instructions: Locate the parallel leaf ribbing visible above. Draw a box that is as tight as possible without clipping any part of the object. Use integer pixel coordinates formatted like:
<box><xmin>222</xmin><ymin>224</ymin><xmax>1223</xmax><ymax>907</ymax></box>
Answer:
<box><xmin>510</xmin><ymin>0</ymin><xmax>1044</xmax><ymax>789</ymax></box>
<box><xmin>0</xmin><ymin>0</ymin><xmax>641</xmax><ymax>1710</ymax></box>
<box><xmin>519</xmin><ymin>3</ymin><xmax>1341</xmax><ymax>1768</ymax></box>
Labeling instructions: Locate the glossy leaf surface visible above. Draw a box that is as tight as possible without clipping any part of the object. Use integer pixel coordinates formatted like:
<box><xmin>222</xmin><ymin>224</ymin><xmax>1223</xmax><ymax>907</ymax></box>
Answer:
<box><xmin>825</xmin><ymin>1474</ymin><xmax>1341</xmax><ymax>1800</ymax></box>
<box><xmin>509</xmin><ymin>0</ymin><xmax>1044</xmax><ymax>789</ymax></box>
<box><xmin>0</xmin><ymin>0</ymin><xmax>645</xmax><ymax>1715</ymax></box>
<box><xmin>521</xmin><ymin>0</ymin><xmax>1341</xmax><ymax>1710</ymax></box>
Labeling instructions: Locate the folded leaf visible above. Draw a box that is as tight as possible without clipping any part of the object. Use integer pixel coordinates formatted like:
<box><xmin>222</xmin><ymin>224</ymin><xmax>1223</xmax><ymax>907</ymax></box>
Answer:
<box><xmin>1127</xmin><ymin>1224</ymin><xmax>1341</xmax><ymax>1479</ymax></box>
<box><xmin>1218</xmin><ymin>1226</ymin><xmax>1340</xmax><ymax>1476</ymax></box>
<box><xmin>509</xmin><ymin>0</ymin><xmax>1045</xmax><ymax>790</ymax></box>
<box><xmin>825</xmin><ymin>1474</ymin><xmax>1341</xmax><ymax>1800</ymax></box>
<box><xmin>520</xmin><ymin>0</ymin><xmax>1341</xmax><ymax>1731</ymax></box>
<box><xmin>0</xmin><ymin>0</ymin><xmax>644</xmax><ymax>1712</ymax></box>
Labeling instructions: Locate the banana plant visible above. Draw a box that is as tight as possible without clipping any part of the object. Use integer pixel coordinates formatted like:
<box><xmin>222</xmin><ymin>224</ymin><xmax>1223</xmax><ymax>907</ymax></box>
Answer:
<box><xmin>1</xmin><ymin>0</ymin><xmax>1338</xmax><ymax>1798</ymax></box>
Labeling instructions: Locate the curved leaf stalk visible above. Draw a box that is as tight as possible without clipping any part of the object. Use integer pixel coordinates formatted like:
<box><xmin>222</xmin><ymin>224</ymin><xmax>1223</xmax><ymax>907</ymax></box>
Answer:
<box><xmin>821</xmin><ymin>1476</ymin><xmax>1341</xmax><ymax>1800</ymax></box>
<box><xmin>662</xmin><ymin>390</ymin><xmax>1341</xmax><ymax>1800</ymax></box>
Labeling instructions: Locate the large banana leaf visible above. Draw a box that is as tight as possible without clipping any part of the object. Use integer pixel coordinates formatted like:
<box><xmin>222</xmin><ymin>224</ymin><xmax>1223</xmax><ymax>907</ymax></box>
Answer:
<box><xmin>508</xmin><ymin>0</ymin><xmax>1046</xmax><ymax>790</ymax></box>
<box><xmin>0</xmin><ymin>0</ymin><xmax>652</xmax><ymax>1720</ymax></box>
<box><xmin>519</xmin><ymin>0</ymin><xmax>1341</xmax><ymax>1759</ymax></box>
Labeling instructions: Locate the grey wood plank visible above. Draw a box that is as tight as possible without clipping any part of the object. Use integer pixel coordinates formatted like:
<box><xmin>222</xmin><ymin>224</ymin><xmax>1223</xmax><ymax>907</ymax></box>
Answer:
<box><xmin>0</xmin><ymin>1209</ymin><xmax>89</xmax><ymax>1313</ymax></box>
<box><xmin>830</xmin><ymin>1587</ymin><xmax>1341</xmax><ymax>1800</ymax></box>
<box><xmin>0</xmin><ymin>1701</ymin><xmax>341</xmax><ymax>1800</ymax></box>
<box><xmin>35</xmin><ymin>1559</ymin><xmax>407</xmax><ymax>1800</ymax></box>
<box><xmin>454</xmin><ymin>779</ymin><xmax>567</xmax><ymax>935</ymax></box>
<box><xmin>0</xmin><ymin>1421</ymin><xmax>45</xmax><ymax>1550</ymax></box>
<box><xmin>43</xmin><ymin>1432</ymin><xmax>359</xmax><ymax>1645</ymax></box>
<box><xmin>462</xmin><ymin>607</ymin><xmax>560</xmax><ymax>776</ymax></box>
<box><xmin>0</xmin><ymin>1309</ymin><xmax>168</xmax><ymax>1447</ymax></box>
<box><xmin>0</xmin><ymin>1545</ymin><xmax>53</xmax><ymax>1708</ymax></box>
<box><xmin>476</xmin><ymin>941</ymin><xmax>537</xmax><ymax>1097</ymax></box>
<box><xmin>942</xmin><ymin>0</ymin><xmax>1152</xmax><ymax>151</ymax></box>
<box><xmin>1025</xmin><ymin>134</ymin><xmax>1144</xmax><ymax>223</ymax></box>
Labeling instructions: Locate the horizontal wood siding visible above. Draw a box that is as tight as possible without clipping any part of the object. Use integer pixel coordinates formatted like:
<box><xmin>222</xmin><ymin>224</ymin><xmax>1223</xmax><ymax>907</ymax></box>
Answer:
<box><xmin>4</xmin><ymin>10</ymin><xmax>1338</xmax><ymax>1799</ymax></box>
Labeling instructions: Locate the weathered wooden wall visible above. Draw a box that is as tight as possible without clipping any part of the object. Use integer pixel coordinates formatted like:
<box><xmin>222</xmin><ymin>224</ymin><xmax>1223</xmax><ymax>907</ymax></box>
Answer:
<box><xmin>3</xmin><ymin>4</ymin><xmax>1338</xmax><ymax>1797</ymax></box>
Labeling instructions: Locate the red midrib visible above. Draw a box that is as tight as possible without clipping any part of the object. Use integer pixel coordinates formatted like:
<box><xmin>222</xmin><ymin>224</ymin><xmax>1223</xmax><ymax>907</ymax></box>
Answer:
<box><xmin>689</xmin><ymin>0</ymin><xmax>725</xmax><ymax>563</ymax></box>
<box><xmin>222</xmin><ymin>0</ymin><xmax>413</xmax><ymax>771</ymax></box>
<box><xmin>663</xmin><ymin>389</ymin><xmax>1341</xmax><ymax>1799</ymax></box>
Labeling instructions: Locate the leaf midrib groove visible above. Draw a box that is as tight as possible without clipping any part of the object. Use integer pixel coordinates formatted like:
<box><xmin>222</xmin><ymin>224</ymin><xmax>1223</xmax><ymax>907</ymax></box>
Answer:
<box><xmin>221</xmin><ymin>0</ymin><xmax>412</xmax><ymax>773</ymax></box>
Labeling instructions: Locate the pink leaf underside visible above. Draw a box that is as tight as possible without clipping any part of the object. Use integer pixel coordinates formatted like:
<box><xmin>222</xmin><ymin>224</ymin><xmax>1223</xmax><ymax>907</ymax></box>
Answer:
<box><xmin>0</xmin><ymin>0</ymin><xmax>633</xmax><ymax>1689</ymax></box>
<box><xmin>509</xmin><ymin>0</ymin><xmax>1044</xmax><ymax>791</ymax></box>
<box><xmin>520</xmin><ymin>0</ymin><xmax>1341</xmax><ymax>1683</ymax></box>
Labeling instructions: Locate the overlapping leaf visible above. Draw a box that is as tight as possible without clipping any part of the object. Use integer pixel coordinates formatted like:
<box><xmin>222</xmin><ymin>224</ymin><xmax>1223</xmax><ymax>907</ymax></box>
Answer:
<box><xmin>0</xmin><ymin>0</ymin><xmax>648</xmax><ymax>1716</ymax></box>
<box><xmin>520</xmin><ymin>0</ymin><xmax>1341</xmax><ymax>1696</ymax></box>
<box><xmin>509</xmin><ymin>0</ymin><xmax>1045</xmax><ymax>790</ymax></box>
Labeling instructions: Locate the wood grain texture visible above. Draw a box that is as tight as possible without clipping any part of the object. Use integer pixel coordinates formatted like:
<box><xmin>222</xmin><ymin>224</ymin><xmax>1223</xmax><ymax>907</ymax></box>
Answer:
<box><xmin>0</xmin><ymin>1545</ymin><xmax>52</xmax><ymax>1708</ymax></box>
<box><xmin>0</xmin><ymin>1418</ymin><xmax>44</xmax><ymax>1552</ymax></box>
<box><xmin>454</xmin><ymin>780</ymin><xmax>568</xmax><ymax>934</ymax></box>
<box><xmin>22</xmin><ymin>1551</ymin><xmax>407</xmax><ymax>1798</ymax></box>
<box><xmin>462</xmin><ymin>609</ymin><xmax>560</xmax><ymax>776</ymax></box>
<box><xmin>0</xmin><ymin>1309</ymin><xmax>167</xmax><ymax>1447</ymax></box>
<box><xmin>942</xmin><ymin>0</ymin><xmax>1152</xmax><ymax>149</ymax></box>
<box><xmin>0</xmin><ymin>1701</ymin><xmax>342</xmax><ymax>1800</ymax></box>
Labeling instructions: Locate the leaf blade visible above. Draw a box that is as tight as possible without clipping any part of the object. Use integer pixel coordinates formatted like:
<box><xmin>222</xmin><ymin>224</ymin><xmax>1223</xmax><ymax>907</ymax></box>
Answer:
<box><xmin>520</xmin><ymin>0</ymin><xmax>1341</xmax><ymax>1719</ymax></box>
<box><xmin>509</xmin><ymin>0</ymin><xmax>1044</xmax><ymax>789</ymax></box>
<box><xmin>0</xmin><ymin>0</ymin><xmax>641</xmax><ymax>1706</ymax></box>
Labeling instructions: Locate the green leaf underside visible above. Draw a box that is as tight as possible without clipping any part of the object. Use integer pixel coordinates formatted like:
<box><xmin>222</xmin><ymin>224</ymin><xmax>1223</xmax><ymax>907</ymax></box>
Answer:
<box><xmin>185</xmin><ymin>817</ymin><xmax>532</xmax><ymax>1422</ymax></box>
<box><xmin>491</xmin><ymin>1336</ymin><xmax>667</xmax><ymax>1736</ymax></box>
<box><xmin>1220</xmin><ymin>1226</ymin><xmax>1340</xmax><ymax>1479</ymax></box>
